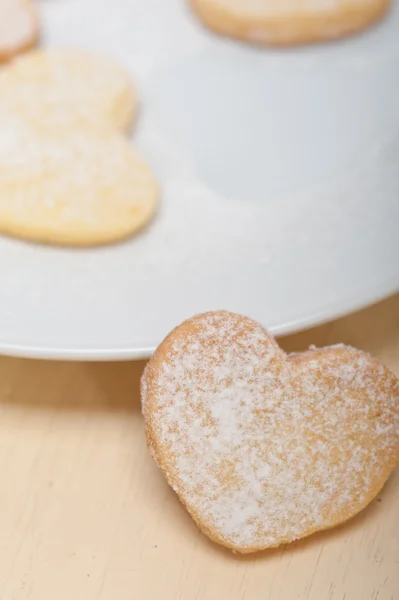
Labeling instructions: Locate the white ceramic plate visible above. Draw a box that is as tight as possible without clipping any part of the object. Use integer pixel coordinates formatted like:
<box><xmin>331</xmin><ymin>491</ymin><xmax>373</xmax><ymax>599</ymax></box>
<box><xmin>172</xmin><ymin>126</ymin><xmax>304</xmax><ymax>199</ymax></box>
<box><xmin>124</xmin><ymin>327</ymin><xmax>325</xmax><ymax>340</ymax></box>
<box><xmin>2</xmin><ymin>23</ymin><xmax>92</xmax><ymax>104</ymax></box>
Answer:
<box><xmin>0</xmin><ymin>0</ymin><xmax>398</xmax><ymax>360</ymax></box>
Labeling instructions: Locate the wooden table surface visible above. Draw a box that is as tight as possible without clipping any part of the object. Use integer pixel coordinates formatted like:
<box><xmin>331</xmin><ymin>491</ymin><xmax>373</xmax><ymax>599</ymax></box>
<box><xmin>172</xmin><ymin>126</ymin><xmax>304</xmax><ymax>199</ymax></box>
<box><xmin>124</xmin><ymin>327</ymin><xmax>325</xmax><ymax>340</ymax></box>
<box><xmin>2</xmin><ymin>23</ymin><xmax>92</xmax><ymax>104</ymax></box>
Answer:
<box><xmin>0</xmin><ymin>295</ymin><xmax>398</xmax><ymax>600</ymax></box>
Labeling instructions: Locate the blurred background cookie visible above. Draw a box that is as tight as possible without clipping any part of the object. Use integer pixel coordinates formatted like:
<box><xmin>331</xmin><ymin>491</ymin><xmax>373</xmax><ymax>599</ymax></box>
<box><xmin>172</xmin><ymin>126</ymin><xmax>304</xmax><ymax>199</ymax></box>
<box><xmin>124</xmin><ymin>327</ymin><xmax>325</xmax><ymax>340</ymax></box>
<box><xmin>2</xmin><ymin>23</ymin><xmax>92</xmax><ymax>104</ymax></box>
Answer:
<box><xmin>0</xmin><ymin>111</ymin><xmax>158</xmax><ymax>246</ymax></box>
<box><xmin>0</xmin><ymin>49</ymin><xmax>137</xmax><ymax>131</ymax></box>
<box><xmin>0</xmin><ymin>0</ymin><xmax>39</xmax><ymax>62</ymax></box>
<box><xmin>189</xmin><ymin>0</ymin><xmax>391</xmax><ymax>46</ymax></box>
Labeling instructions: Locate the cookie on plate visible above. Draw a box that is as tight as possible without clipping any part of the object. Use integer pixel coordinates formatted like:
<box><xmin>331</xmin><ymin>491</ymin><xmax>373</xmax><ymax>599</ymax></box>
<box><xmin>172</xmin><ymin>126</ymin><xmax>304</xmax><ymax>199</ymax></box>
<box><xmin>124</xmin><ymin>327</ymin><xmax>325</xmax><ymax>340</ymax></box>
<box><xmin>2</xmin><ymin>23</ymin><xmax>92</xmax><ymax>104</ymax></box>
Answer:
<box><xmin>189</xmin><ymin>0</ymin><xmax>391</xmax><ymax>46</ymax></box>
<box><xmin>142</xmin><ymin>311</ymin><xmax>399</xmax><ymax>553</ymax></box>
<box><xmin>0</xmin><ymin>111</ymin><xmax>158</xmax><ymax>246</ymax></box>
<box><xmin>0</xmin><ymin>49</ymin><xmax>136</xmax><ymax>131</ymax></box>
<box><xmin>0</xmin><ymin>0</ymin><xmax>39</xmax><ymax>62</ymax></box>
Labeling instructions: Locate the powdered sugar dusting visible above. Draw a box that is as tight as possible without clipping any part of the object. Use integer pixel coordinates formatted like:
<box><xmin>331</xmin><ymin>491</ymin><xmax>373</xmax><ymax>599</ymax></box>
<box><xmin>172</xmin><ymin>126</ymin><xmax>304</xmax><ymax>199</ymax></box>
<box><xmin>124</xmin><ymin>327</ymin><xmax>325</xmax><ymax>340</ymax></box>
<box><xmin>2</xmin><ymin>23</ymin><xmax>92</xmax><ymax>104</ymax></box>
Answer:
<box><xmin>0</xmin><ymin>110</ymin><xmax>157</xmax><ymax>238</ymax></box>
<box><xmin>144</xmin><ymin>311</ymin><xmax>399</xmax><ymax>550</ymax></box>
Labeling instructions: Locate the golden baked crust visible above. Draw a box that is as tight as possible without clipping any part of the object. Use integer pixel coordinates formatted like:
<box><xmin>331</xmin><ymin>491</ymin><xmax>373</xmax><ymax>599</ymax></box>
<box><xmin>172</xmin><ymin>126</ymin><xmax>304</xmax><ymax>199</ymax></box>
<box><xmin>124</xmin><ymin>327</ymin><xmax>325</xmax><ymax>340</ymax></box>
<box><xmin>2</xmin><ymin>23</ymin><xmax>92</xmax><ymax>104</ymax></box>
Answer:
<box><xmin>142</xmin><ymin>311</ymin><xmax>399</xmax><ymax>553</ymax></box>
<box><xmin>189</xmin><ymin>0</ymin><xmax>391</xmax><ymax>46</ymax></box>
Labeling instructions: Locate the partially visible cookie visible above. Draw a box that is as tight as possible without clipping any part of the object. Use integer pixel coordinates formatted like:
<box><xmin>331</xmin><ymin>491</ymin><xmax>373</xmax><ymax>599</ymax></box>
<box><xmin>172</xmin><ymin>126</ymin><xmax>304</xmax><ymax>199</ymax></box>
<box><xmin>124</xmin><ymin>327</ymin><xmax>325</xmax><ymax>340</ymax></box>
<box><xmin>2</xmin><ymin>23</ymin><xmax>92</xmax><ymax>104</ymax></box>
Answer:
<box><xmin>142</xmin><ymin>311</ymin><xmax>399</xmax><ymax>553</ymax></box>
<box><xmin>0</xmin><ymin>49</ymin><xmax>136</xmax><ymax>132</ymax></box>
<box><xmin>0</xmin><ymin>111</ymin><xmax>158</xmax><ymax>246</ymax></box>
<box><xmin>189</xmin><ymin>0</ymin><xmax>391</xmax><ymax>46</ymax></box>
<box><xmin>0</xmin><ymin>0</ymin><xmax>39</xmax><ymax>62</ymax></box>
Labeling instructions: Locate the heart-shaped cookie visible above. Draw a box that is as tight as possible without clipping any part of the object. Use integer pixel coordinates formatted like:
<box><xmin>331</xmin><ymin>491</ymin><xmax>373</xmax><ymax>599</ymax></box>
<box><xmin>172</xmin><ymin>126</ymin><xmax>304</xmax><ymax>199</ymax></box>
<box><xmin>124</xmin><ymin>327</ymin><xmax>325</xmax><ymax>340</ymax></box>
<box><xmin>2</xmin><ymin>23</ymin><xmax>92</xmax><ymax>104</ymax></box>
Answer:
<box><xmin>0</xmin><ymin>111</ymin><xmax>158</xmax><ymax>246</ymax></box>
<box><xmin>142</xmin><ymin>311</ymin><xmax>399</xmax><ymax>553</ymax></box>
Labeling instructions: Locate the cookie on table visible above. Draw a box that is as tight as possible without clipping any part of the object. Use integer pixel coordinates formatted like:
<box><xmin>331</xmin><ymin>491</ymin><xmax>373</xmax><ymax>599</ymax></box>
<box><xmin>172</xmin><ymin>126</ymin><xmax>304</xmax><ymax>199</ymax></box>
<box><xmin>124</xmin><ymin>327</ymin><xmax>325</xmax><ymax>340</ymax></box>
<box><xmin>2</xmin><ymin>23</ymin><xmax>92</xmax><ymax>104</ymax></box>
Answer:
<box><xmin>189</xmin><ymin>0</ymin><xmax>391</xmax><ymax>46</ymax></box>
<box><xmin>0</xmin><ymin>0</ymin><xmax>39</xmax><ymax>63</ymax></box>
<box><xmin>0</xmin><ymin>111</ymin><xmax>158</xmax><ymax>246</ymax></box>
<box><xmin>142</xmin><ymin>311</ymin><xmax>399</xmax><ymax>553</ymax></box>
<box><xmin>0</xmin><ymin>49</ymin><xmax>137</xmax><ymax>132</ymax></box>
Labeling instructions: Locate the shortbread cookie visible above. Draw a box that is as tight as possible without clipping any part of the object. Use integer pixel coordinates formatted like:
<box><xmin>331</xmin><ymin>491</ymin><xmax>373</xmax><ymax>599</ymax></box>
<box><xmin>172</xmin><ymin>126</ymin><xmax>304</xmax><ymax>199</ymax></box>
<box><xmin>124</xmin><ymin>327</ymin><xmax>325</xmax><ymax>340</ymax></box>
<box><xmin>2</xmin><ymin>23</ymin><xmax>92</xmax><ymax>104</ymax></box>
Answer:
<box><xmin>189</xmin><ymin>0</ymin><xmax>391</xmax><ymax>46</ymax></box>
<box><xmin>0</xmin><ymin>112</ymin><xmax>158</xmax><ymax>246</ymax></box>
<box><xmin>142</xmin><ymin>311</ymin><xmax>399</xmax><ymax>553</ymax></box>
<box><xmin>0</xmin><ymin>0</ymin><xmax>39</xmax><ymax>62</ymax></box>
<box><xmin>0</xmin><ymin>49</ymin><xmax>136</xmax><ymax>131</ymax></box>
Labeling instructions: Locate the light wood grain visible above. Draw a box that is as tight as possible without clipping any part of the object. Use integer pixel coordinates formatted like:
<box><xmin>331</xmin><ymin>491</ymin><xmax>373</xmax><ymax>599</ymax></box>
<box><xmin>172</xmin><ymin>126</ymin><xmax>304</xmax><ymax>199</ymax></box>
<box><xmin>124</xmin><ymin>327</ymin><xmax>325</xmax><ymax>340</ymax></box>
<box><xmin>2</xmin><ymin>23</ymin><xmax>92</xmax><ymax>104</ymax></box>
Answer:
<box><xmin>0</xmin><ymin>295</ymin><xmax>398</xmax><ymax>600</ymax></box>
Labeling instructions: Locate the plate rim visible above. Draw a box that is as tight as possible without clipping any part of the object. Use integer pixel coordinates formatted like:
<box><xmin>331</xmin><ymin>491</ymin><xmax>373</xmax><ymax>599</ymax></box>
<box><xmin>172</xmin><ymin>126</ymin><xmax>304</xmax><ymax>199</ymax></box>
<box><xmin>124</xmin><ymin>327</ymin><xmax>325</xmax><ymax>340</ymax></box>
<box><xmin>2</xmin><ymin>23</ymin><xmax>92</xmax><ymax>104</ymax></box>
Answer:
<box><xmin>0</xmin><ymin>280</ymin><xmax>397</xmax><ymax>361</ymax></box>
